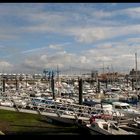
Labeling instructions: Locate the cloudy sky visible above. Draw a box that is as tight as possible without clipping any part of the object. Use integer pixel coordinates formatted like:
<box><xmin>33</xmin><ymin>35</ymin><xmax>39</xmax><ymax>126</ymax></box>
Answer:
<box><xmin>0</xmin><ymin>3</ymin><xmax>140</xmax><ymax>74</ymax></box>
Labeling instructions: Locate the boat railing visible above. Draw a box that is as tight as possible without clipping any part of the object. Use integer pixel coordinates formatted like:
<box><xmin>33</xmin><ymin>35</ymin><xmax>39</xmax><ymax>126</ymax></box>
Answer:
<box><xmin>0</xmin><ymin>96</ymin><xmax>96</xmax><ymax>119</ymax></box>
<box><xmin>0</xmin><ymin>95</ymin><xmax>139</xmax><ymax>122</ymax></box>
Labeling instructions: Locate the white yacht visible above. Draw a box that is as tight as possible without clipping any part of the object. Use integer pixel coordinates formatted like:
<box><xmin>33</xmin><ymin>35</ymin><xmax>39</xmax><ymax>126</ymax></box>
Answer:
<box><xmin>86</xmin><ymin>119</ymin><xmax>135</xmax><ymax>135</ymax></box>
<box><xmin>0</xmin><ymin>99</ymin><xmax>14</xmax><ymax>107</ymax></box>
<box><xmin>112</xmin><ymin>102</ymin><xmax>140</xmax><ymax>118</ymax></box>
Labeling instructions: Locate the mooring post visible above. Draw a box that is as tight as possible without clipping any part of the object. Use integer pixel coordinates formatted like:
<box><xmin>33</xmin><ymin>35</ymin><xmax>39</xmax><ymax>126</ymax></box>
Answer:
<box><xmin>2</xmin><ymin>77</ymin><xmax>5</xmax><ymax>93</ymax></box>
<box><xmin>132</xmin><ymin>78</ymin><xmax>134</xmax><ymax>90</ymax></box>
<box><xmin>79</xmin><ymin>78</ymin><xmax>83</xmax><ymax>105</ymax></box>
<box><xmin>98</xmin><ymin>80</ymin><xmax>100</xmax><ymax>93</ymax></box>
<box><xmin>51</xmin><ymin>71</ymin><xmax>55</xmax><ymax>99</ymax></box>
<box><xmin>106</xmin><ymin>80</ymin><xmax>108</xmax><ymax>89</ymax></box>
<box><xmin>15</xmin><ymin>76</ymin><xmax>18</xmax><ymax>91</ymax></box>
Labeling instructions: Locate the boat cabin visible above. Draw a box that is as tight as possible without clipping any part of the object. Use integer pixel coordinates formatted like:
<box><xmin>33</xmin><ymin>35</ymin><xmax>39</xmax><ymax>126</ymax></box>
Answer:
<box><xmin>112</xmin><ymin>102</ymin><xmax>130</xmax><ymax>110</ymax></box>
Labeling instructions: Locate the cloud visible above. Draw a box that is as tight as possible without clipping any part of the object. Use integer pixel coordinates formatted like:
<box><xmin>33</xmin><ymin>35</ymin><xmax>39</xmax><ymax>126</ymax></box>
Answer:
<box><xmin>1</xmin><ymin>4</ymin><xmax>140</xmax><ymax>73</ymax></box>
<box><xmin>0</xmin><ymin>34</ymin><xmax>18</xmax><ymax>40</ymax></box>
<box><xmin>0</xmin><ymin>26</ymin><xmax>21</xmax><ymax>41</ymax></box>
<box><xmin>91</xmin><ymin>10</ymin><xmax>112</xmax><ymax>19</ymax></box>
<box><xmin>0</xmin><ymin>45</ymin><xmax>6</xmax><ymax>49</ymax></box>
<box><xmin>21</xmin><ymin>50</ymin><xmax>91</xmax><ymax>73</ymax></box>
<box><xmin>96</xmin><ymin>43</ymin><xmax>113</xmax><ymax>49</ymax></box>
<box><xmin>2</xmin><ymin>4</ymin><xmax>137</xmax><ymax>44</ymax></box>
<box><xmin>82</xmin><ymin>41</ymin><xmax>140</xmax><ymax>72</ymax></box>
<box><xmin>22</xmin><ymin>46</ymin><xmax>48</xmax><ymax>54</ymax></box>
<box><xmin>68</xmin><ymin>27</ymin><xmax>106</xmax><ymax>43</ymax></box>
<box><xmin>0</xmin><ymin>61</ymin><xmax>13</xmax><ymax>71</ymax></box>
<box><xmin>0</xmin><ymin>3</ymin><xmax>43</xmax><ymax>17</ymax></box>
<box><xmin>68</xmin><ymin>24</ymin><xmax>140</xmax><ymax>43</ymax></box>
<box><xmin>126</xmin><ymin>37</ymin><xmax>140</xmax><ymax>44</ymax></box>
<box><xmin>0</xmin><ymin>4</ymin><xmax>140</xmax><ymax>42</ymax></box>
<box><xmin>49</xmin><ymin>44</ymin><xmax>63</xmax><ymax>50</ymax></box>
<box><xmin>48</xmin><ymin>42</ymin><xmax>71</xmax><ymax>50</ymax></box>
<box><xmin>121</xmin><ymin>7</ymin><xmax>140</xmax><ymax>18</ymax></box>
<box><xmin>80</xmin><ymin>56</ymin><xmax>90</xmax><ymax>64</ymax></box>
<box><xmin>22</xmin><ymin>16</ymin><xmax>140</xmax><ymax>44</ymax></box>
<box><xmin>3</xmin><ymin>39</ymin><xmax>140</xmax><ymax>74</ymax></box>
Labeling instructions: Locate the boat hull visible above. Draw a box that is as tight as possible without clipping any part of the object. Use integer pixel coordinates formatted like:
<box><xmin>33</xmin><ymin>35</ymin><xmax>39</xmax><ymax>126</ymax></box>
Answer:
<box><xmin>44</xmin><ymin>116</ymin><xmax>76</xmax><ymax>126</ymax></box>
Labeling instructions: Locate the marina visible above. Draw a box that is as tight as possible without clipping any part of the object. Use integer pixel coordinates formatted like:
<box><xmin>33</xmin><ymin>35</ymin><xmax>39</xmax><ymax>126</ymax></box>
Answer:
<box><xmin>1</xmin><ymin>3</ymin><xmax>140</xmax><ymax>135</ymax></box>
<box><xmin>0</xmin><ymin>69</ymin><xmax>140</xmax><ymax>135</ymax></box>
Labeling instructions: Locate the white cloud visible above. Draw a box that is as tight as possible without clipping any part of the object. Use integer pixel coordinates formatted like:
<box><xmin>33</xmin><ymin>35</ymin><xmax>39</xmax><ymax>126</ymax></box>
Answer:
<box><xmin>79</xmin><ymin>56</ymin><xmax>90</xmax><ymax>64</ymax></box>
<box><xmin>0</xmin><ymin>27</ymin><xmax>20</xmax><ymax>40</ymax></box>
<box><xmin>0</xmin><ymin>45</ymin><xmax>6</xmax><ymax>49</ymax></box>
<box><xmin>28</xmin><ymin>12</ymin><xmax>68</xmax><ymax>25</ymax></box>
<box><xmin>1</xmin><ymin>4</ymin><xmax>140</xmax><ymax>43</ymax></box>
<box><xmin>91</xmin><ymin>10</ymin><xmax>112</xmax><ymax>19</ymax></box>
<box><xmin>126</xmin><ymin>37</ymin><xmax>140</xmax><ymax>44</ymax></box>
<box><xmin>1</xmin><ymin>4</ymin><xmax>140</xmax><ymax>73</ymax></box>
<box><xmin>82</xmin><ymin>42</ymin><xmax>140</xmax><ymax>72</ymax></box>
<box><xmin>40</xmin><ymin>55</ymin><xmax>47</xmax><ymax>62</ymax></box>
<box><xmin>69</xmin><ymin>27</ymin><xmax>106</xmax><ymax>43</ymax></box>
<box><xmin>96</xmin><ymin>43</ymin><xmax>113</xmax><ymax>49</ymax></box>
<box><xmin>48</xmin><ymin>42</ymin><xmax>70</xmax><ymax>50</ymax></box>
<box><xmin>2</xmin><ymin>4</ymin><xmax>137</xmax><ymax>44</ymax></box>
<box><xmin>49</xmin><ymin>45</ymin><xmax>62</xmax><ymax>50</ymax></box>
<box><xmin>122</xmin><ymin>7</ymin><xmax>140</xmax><ymax>18</ymax></box>
<box><xmin>69</xmin><ymin>24</ymin><xmax>140</xmax><ymax>43</ymax></box>
<box><xmin>22</xmin><ymin>46</ymin><xmax>48</xmax><ymax>54</ymax></box>
<box><xmin>0</xmin><ymin>34</ymin><xmax>18</xmax><ymax>40</ymax></box>
<box><xmin>23</xmin><ymin>22</ymin><xmax>140</xmax><ymax>44</ymax></box>
<box><xmin>5</xmin><ymin>40</ymin><xmax>140</xmax><ymax>73</ymax></box>
<box><xmin>21</xmin><ymin>50</ymin><xmax>92</xmax><ymax>72</ymax></box>
<box><xmin>0</xmin><ymin>61</ymin><xmax>13</xmax><ymax>70</ymax></box>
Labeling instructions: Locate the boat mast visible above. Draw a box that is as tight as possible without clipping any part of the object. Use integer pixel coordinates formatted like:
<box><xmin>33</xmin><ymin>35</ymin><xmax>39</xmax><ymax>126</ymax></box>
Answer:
<box><xmin>57</xmin><ymin>65</ymin><xmax>60</xmax><ymax>97</ymax></box>
<box><xmin>103</xmin><ymin>62</ymin><xmax>105</xmax><ymax>74</ymax></box>
<box><xmin>135</xmin><ymin>52</ymin><xmax>138</xmax><ymax>95</ymax></box>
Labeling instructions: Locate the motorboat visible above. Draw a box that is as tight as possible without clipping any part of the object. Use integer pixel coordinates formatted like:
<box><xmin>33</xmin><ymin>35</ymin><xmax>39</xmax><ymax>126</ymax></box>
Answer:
<box><xmin>0</xmin><ymin>100</ymin><xmax>14</xmax><ymax>107</ymax></box>
<box><xmin>119</xmin><ymin>117</ymin><xmax>140</xmax><ymax>134</ymax></box>
<box><xmin>94</xmin><ymin>104</ymin><xmax>124</xmax><ymax>118</ymax></box>
<box><xmin>128</xmin><ymin>117</ymin><xmax>140</xmax><ymax>129</ymax></box>
<box><xmin>86</xmin><ymin>119</ymin><xmax>135</xmax><ymax>135</ymax></box>
<box><xmin>134</xmin><ymin>117</ymin><xmax>140</xmax><ymax>127</ymax></box>
<box><xmin>13</xmin><ymin>99</ymin><xmax>27</xmax><ymax>108</ymax></box>
<box><xmin>112</xmin><ymin>102</ymin><xmax>140</xmax><ymax>118</ymax></box>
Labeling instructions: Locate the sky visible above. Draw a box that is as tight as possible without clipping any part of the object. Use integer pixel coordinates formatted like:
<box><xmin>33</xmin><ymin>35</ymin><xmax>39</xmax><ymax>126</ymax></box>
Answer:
<box><xmin>0</xmin><ymin>3</ymin><xmax>140</xmax><ymax>74</ymax></box>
